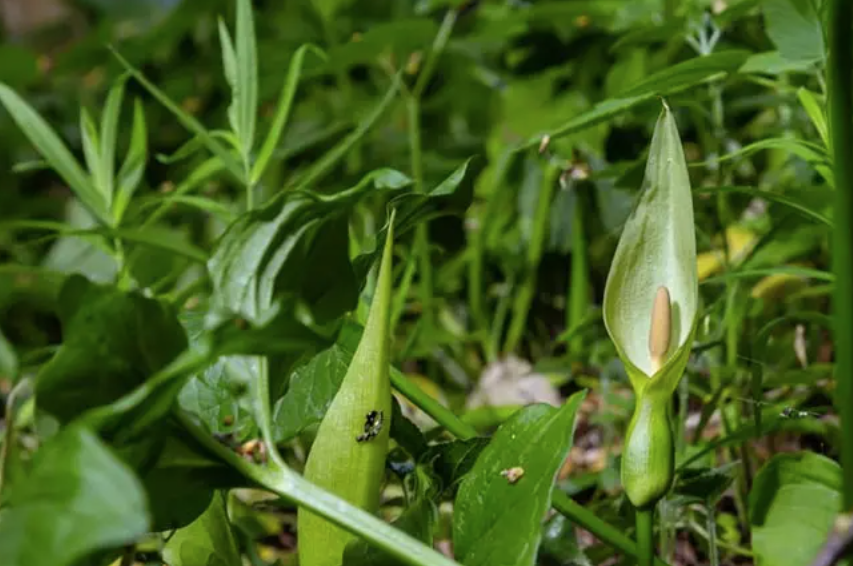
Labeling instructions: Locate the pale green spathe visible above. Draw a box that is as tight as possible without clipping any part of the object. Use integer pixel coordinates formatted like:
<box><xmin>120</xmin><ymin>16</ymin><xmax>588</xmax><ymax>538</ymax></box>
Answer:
<box><xmin>603</xmin><ymin>101</ymin><xmax>698</xmax><ymax>383</ymax></box>
<box><xmin>603</xmin><ymin>101</ymin><xmax>699</xmax><ymax>508</ymax></box>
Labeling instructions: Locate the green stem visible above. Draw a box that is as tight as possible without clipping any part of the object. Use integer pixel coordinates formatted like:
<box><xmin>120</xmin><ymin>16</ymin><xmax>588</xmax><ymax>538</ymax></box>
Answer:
<box><xmin>567</xmin><ymin>186</ymin><xmax>590</xmax><ymax>356</ymax></box>
<box><xmin>636</xmin><ymin>507</ymin><xmax>655</xmax><ymax>566</ymax></box>
<box><xmin>706</xmin><ymin>500</ymin><xmax>719</xmax><ymax>566</ymax></box>
<box><xmin>176</xmin><ymin>411</ymin><xmax>459</xmax><ymax>566</ymax></box>
<box><xmin>0</xmin><ymin>379</ymin><xmax>30</xmax><ymax>497</ymax></box>
<box><xmin>406</xmin><ymin>97</ymin><xmax>434</xmax><ymax>335</ymax></box>
<box><xmin>553</xmin><ymin>493</ymin><xmax>668</xmax><ymax>566</ymax></box>
<box><xmin>504</xmin><ymin>162</ymin><xmax>559</xmax><ymax>352</ymax></box>
<box><xmin>390</xmin><ymin>369</ymin><xmax>478</xmax><ymax>440</ymax></box>
<box><xmin>469</xmin><ymin>150</ymin><xmax>513</xmax><ymax>351</ymax></box>
<box><xmin>412</xmin><ymin>9</ymin><xmax>458</xmax><ymax>99</ymax></box>
<box><xmin>405</xmin><ymin>9</ymin><xmax>458</xmax><ymax>337</ymax></box>
<box><xmin>829</xmin><ymin>0</ymin><xmax>853</xmax><ymax>511</ymax></box>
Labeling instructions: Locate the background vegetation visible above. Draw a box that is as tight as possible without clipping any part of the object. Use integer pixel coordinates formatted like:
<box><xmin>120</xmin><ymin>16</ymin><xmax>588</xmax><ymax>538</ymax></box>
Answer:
<box><xmin>0</xmin><ymin>0</ymin><xmax>850</xmax><ymax>565</ymax></box>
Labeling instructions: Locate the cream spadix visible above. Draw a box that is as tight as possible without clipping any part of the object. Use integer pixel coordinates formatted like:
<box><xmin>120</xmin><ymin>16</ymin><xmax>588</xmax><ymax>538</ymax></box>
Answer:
<box><xmin>649</xmin><ymin>286</ymin><xmax>671</xmax><ymax>375</ymax></box>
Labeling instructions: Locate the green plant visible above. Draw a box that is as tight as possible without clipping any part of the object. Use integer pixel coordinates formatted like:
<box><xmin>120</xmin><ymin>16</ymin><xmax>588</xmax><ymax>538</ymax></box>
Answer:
<box><xmin>0</xmin><ymin>0</ymin><xmax>851</xmax><ymax>564</ymax></box>
<box><xmin>603</xmin><ymin>101</ymin><xmax>699</xmax><ymax>564</ymax></box>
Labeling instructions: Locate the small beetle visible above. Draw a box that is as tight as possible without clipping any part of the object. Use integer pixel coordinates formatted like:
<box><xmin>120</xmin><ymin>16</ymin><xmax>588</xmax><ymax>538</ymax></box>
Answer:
<box><xmin>356</xmin><ymin>410</ymin><xmax>384</xmax><ymax>443</ymax></box>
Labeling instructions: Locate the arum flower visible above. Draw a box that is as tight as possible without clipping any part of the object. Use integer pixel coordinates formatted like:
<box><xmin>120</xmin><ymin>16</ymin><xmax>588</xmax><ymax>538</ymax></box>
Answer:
<box><xmin>603</xmin><ymin>101</ymin><xmax>698</xmax><ymax>508</ymax></box>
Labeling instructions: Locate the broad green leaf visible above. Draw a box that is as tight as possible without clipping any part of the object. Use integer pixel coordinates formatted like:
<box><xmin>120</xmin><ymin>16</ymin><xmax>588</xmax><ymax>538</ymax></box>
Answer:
<box><xmin>251</xmin><ymin>44</ymin><xmax>326</xmax><ymax>184</ymax></box>
<box><xmin>342</xmin><ymin>466</ymin><xmax>439</xmax><ymax>566</ymax></box>
<box><xmin>110</xmin><ymin>49</ymin><xmax>244</xmax><ymax>182</ymax></box>
<box><xmin>603</xmin><ymin>102</ymin><xmax>698</xmax><ymax>385</ymax></box>
<box><xmin>209</xmin><ymin>168</ymin><xmax>411</xmax><ymax>321</ymax></box>
<box><xmin>0</xmin><ymin>45</ymin><xmax>39</xmax><ymax>87</ymax></box>
<box><xmin>797</xmin><ymin>87</ymin><xmax>829</xmax><ymax>148</ymax></box>
<box><xmin>234</xmin><ymin>0</ymin><xmax>258</xmax><ymax>159</ymax></box>
<box><xmin>0</xmin><ymin>426</ymin><xmax>149</xmax><ymax>566</ymax></box>
<box><xmin>272</xmin><ymin>323</ymin><xmax>359</xmax><ymax>442</ymax></box>
<box><xmin>539</xmin><ymin>514</ymin><xmax>592</xmax><ymax>566</ymax></box>
<box><xmin>763</xmin><ymin>0</ymin><xmax>825</xmax><ymax>63</ymax></box>
<box><xmin>75</xmin><ymin>302</ymin><xmax>329</xmax><ymax>440</ymax></box>
<box><xmin>100</xmin><ymin>78</ymin><xmax>126</xmax><ymax>205</ymax></box>
<box><xmin>162</xmin><ymin>491</ymin><xmax>241</xmax><ymax>566</ymax></box>
<box><xmin>389</xmin><ymin>397</ymin><xmax>429</xmax><ymax>460</ymax></box>
<box><xmin>452</xmin><ymin>392</ymin><xmax>586</xmax><ymax>566</ymax></box>
<box><xmin>0</xmin><ymin>83</ymin><xmax>108</xmax><ymax>224</ymax></box>
<box><xmin>35</xmin><ymin>275</ymin><xmax>188</xmax><ymax>423</ymax></box>
<box><xmin>672</xmin><ymin>462</ymin><xmax>738</xmax><ymax>504</ymax></box>
<box><xmin>179</xmin><ymin>359</ymin><xmax>256</xmax><ymax>440</ymax></box>
<box><xmin>750</xmin><ymin>452</ymin><xmax>842</xmax><ymax>566</ymax></box>
<box><xmin>114</xmin><ymin>99</ymin><xmax>148</xmax><ymax>223</ymax></box>
<box><xmin>312</xmin><ymin>0</ymin><xmax>351</xmax><ymax>23</ymax></box>
<box><xmin>352</xmin><ymin>160</ymin><xmax>473</xmax><ymax>280</ymax></box>
<box><xmin>422</xmin><ymin>437</ymin><xmax>490</xmax><ymax>494</ymax></box>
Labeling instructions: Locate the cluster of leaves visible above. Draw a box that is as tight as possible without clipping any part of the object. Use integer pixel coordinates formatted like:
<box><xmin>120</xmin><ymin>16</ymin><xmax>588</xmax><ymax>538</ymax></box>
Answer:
<box><xmin>0</xmin><ymin>0</ymin><xmax>848</xmax><ymax>565</ymax></box>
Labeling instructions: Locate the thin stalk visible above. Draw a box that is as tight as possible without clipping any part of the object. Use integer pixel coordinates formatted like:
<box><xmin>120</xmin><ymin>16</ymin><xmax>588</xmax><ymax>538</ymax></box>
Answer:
<box><xmin>636</xmin><ymin>507</ymin><xmax>655</xmax><ymax>566</ymax></box>
<box><xmin>176</xmin><ymin>410</ymin><xmax>460</xmax><ymax>566</ymax></box>
<box><xmin>407</xmin><ymin>97</ymin><xmax>434</xmax><ymax>332</ymax></box>
<box><xmin>405</xmin><ymin>8</ymin><xmax>458</xmax><ymax>335</ymax></box>
<box><xmin>489</xmin><ymin>272</ymin><xmax>515</xmax><ymax>358</ymax></box>
<box><xmin>119</xmin><ymin>546</ymin><xmax>135</xmax><ymax>566</ymax></box>
<box><xmin>567</xmin><ymin>185</ymin><xmax>590</xmax><ymax>356</ymax></box>
<box><xmin>412</xmin><ymin>9</ymin><xmax>458</xmax><ymax>100</ymax></box>
<box><xmin>706</xmin><ymin>500</ymin><xmax>720</xmax><ymax>566</ymax></box>
<box><xmin>504</xmin><ymin>162</ymin><xmax>559</xmax><ymax>352</ymax></box>
<box><xmin>469</xmin><ymin>150</ymin><xmax>513</xmax><ymax>349</ymax></box>
<box><xmin>552</xmin><ymin>492</ymin><xmax>669</xmax><ymax>566</ymax></box>
<box><xmin>658</xmin><ymin>497</ymin><xmax>675</xmax><ymax>564</ymax></box>
<box><xmin>390</xmin><ymin>369</ymin><xmax>478</xmax><ymax>440</ymax></box>
<box><xmin>0</xmin><ymin>379</ymin><xmax>30</xmax><ymax>497</ymax></box>
<box><xmin>828</xmin><ymin>0</ymin><xmax>853</xmax><ymax>511</ymax></box>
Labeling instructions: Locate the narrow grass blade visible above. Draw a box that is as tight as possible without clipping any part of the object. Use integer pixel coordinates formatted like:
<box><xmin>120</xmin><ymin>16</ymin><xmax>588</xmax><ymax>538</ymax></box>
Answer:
<box><xmin>100</xmin><ymin>77</ymin><xmax>126</xmax><ymax>205</ymax></box>
<box><xmin>694</xmin><ymin>186</ymin><xmax>832</xmax><ymax>227</ymax></box>
<box><xmin>218</xmin><ymin>18</ymin><xmax>239</xmax><ymax>135</ymax></box>
<box><xmin>79</xmin><ymin>108</ymin><xmax>105</xmax><ymax>202</ymax></box>
<box><xmin>701</xmin><ymin>266</ymin><xmax>834</xmax><ymax>285</ymax></box>
<box><xmin>114</xmin><ymin>99</ymin><xmax>148</xmax><ymax>223</ymax></box>
<box><xmin>0</xmin><ymin>83</ymin><xmax>108</xmax><ymax>224</ymax></box>
<box><xmin>797</xmin><ymin>87</ymin><xmax>829</xmax><ymax>149</ymax></box>
<box><xmin>110</xmin><ymin>48</ymin><xmax>244</xmax><ymax>182</ymax></box>
<box><xmin>251</xmin><ymin>44</ymin><xmax>326</xmax><ymax>184</ymax></box>
<box><xmin>289</xmin><ymin>74</ymin><xmax>401</xmax><ymax>193</ymax></box>
<box><xmin>235</xmin><ymin>0</ymin><xmax>258</xmax><ymax>158</ymax></box>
